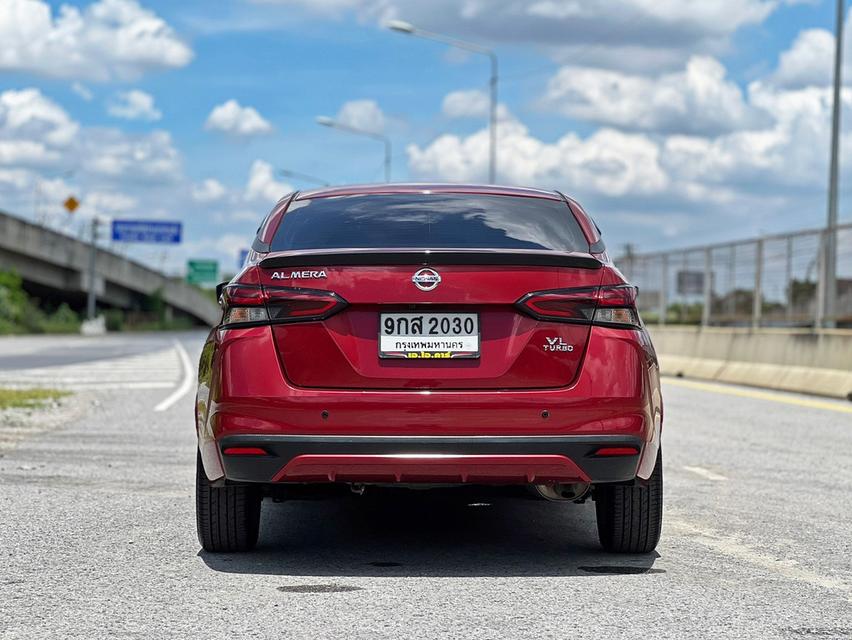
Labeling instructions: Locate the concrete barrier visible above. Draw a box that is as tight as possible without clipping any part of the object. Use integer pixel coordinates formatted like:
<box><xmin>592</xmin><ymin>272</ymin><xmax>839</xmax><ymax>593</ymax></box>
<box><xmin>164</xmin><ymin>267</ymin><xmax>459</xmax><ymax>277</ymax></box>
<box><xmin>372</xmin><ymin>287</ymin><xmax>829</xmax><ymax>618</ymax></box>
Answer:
<box><xmin>647</xmin><ymin>326</ymin><xmax>852</xmax><ymax>400</ymax></box>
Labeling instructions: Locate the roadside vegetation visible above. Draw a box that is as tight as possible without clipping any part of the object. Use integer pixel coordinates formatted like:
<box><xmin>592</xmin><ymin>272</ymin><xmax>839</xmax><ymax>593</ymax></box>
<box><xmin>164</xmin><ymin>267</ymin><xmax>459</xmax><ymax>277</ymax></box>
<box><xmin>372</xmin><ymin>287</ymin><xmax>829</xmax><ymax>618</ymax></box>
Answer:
<box><xmin>0</xmin><ymin>388</ymin><xmax>69</xmax><ymax>410</ymax></box>
<box><xmin>102</xmin><ymin>288</ymin><xmax>195</xmax><ymax>332</ymax></box>
<box><xmin>0</xmin><ymin>271</ymin><xmax>81</xmax><ymax>334</ymax></box>
<box><xmin>0</xmin><ymin>270</ymin><xmax>199</xmax><ymax>334</ymax></box>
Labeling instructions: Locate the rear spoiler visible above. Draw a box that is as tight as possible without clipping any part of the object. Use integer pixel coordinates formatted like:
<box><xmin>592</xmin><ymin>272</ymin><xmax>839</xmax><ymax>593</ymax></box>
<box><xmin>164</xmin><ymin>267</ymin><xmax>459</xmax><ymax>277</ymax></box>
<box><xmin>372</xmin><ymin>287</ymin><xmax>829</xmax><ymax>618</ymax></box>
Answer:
<box><xmin>259</xmin><ymin>249</ymin><xmax>602</xmax><ymax>270</ymax></box>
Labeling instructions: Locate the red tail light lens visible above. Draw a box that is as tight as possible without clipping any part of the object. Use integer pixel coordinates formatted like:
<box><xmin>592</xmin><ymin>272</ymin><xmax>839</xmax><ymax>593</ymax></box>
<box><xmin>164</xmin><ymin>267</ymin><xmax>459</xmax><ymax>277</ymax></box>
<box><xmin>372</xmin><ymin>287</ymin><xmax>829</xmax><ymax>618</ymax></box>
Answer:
<box><xmin>596</xmin><ymin>285</ymin><xmax>638</xmax><ymax>307</ymax></box>
<box><xmin>220</xmin><ymin>266</ymin><xmax>264</xmax><ymax>307</ymax></box>
<box><xmin>515</xmin><ymin>288</ymin><xmax>597</xmax><ymax>322</ymax></box>
<box><xmin>220</xmin><ymin>267</ymin><xmax>347</xmax><ymax>327</ymax></box>
<box><xmin>517</xmin><ymin>285</ymin><xmax>641</xmax><ymax>329</ymax></box>
<box><xmin>221</xmin><ymin>284</ymin><xmax>264</xmax><ymax>307</ymax></box>
<box><xmin>265</xmin><ymin>288</ymin><xmax>347</xmax><ymax>323</ymax></box>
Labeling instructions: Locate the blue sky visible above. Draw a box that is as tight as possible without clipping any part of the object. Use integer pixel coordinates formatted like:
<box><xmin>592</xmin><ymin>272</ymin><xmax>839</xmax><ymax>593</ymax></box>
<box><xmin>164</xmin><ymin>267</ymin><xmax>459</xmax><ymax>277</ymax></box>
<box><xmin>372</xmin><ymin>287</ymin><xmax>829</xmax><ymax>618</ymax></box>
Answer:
<box><xmin>1</xmin><ymin>0</ymin><xmax>850</xmax><ymax>274</ymax></box>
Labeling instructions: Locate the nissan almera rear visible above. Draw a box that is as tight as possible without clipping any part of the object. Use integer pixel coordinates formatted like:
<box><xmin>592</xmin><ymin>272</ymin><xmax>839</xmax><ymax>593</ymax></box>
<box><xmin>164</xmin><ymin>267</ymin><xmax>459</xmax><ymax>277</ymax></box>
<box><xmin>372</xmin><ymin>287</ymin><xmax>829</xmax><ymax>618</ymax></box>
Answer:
<box><xmin>195</xmin><ymin>184</ymin><xmax>663</xmax><ymax>554</ymax></box>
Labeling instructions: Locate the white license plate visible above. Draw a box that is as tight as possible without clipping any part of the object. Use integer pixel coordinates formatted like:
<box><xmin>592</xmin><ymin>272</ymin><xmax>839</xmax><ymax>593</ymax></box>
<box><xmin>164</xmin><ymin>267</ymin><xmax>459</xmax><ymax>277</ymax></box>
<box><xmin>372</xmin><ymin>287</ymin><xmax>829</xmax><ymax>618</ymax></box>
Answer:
<box><xmin>379</xmin><ymin>313</ymin><xmax>480</xmax><ymax>359</ymax></box>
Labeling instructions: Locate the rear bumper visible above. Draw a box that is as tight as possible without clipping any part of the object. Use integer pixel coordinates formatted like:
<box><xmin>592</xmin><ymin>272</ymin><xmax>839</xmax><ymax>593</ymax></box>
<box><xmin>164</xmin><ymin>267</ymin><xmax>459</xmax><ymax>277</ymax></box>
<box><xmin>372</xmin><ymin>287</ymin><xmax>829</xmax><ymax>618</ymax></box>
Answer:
<box><xmin>218</xmin><ymin>434</ymin><xmax>643</xmax><ymax>485</ymax></box>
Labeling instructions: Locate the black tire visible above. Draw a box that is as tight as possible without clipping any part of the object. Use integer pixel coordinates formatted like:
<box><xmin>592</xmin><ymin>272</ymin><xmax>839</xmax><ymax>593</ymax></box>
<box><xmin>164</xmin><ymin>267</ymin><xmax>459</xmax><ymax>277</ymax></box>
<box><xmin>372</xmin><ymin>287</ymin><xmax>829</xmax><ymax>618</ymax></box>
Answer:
<box><xmin>594</xmin><ymin>449</ymin><xmax>663</xmax><ymax>553</ymax></box>
<box><xmin>196</xmin><ymin>452</ymin><xmax>261</xmax><ymax>552</ymax></box>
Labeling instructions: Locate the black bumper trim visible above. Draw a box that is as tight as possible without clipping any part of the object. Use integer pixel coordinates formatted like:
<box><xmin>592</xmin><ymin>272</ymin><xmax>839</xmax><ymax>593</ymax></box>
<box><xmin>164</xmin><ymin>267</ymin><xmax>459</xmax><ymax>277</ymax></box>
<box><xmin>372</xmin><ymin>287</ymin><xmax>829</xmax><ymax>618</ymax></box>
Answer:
<box><xmin>218</xmin><ymin>434</ymin><xmax>643</xmax><ymax>484</ymax></box>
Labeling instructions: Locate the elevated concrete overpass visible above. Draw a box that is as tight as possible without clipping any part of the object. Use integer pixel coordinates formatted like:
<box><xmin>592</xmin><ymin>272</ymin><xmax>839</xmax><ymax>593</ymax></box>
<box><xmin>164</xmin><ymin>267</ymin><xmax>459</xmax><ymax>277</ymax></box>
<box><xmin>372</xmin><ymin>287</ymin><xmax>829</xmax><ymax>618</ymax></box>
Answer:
<box><xmin>0</xmin><ymin>211</ymin><xmax>220</xmax><ymax>326</ymax></box>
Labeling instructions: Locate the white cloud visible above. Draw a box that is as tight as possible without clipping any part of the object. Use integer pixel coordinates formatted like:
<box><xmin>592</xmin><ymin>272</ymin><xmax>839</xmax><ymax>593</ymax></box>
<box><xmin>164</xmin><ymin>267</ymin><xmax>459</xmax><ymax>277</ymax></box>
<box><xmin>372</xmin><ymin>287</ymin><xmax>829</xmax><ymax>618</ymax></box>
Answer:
<box><xmin>336</xmin><ymin>99</ymin><xmax>385</xmax><ymax>132</ymax></box>
<box><xmin>196</xmin><ymin>233</ymin><xmax>255</xmax><ymax>263</ymax></box>
<box><xmin>80</xmin><ymin>129</ymin><xmax>181</xmax><ymax>182</ymax></box>
<box><xmin>204</xmin><ymin>100</ymin><xmax>273</xmax><ymax>137</ymax></box>
<box><xmin>408</xmin><ymin>117</ymin><xmax>668</xmax><ymax>197</ymax></box>
<box><xmin>0</xmin><ymin>88</ymin><xmax>79</xmax><ymax>166</ymax></box>
<box><xmin>663</xmin><ymin>81</ymin><xmax>852</xmax><ymax>192</ymax></box>
<box><xmin>0</xmin><ymin>168</ymin><xmax>31</xmax><ymax>191</ymax></box>
<box><xmin>408</xmin><ymin>66</ymin><xmax>852</xmax><ymax>247</ymax></box>
<box><xmin>0</xmin><ymin>140</ymin><xmax>59</xmax><ymax>165</ymax></box>
<box><xmin>192</xmin><ymin>178</ymin><xmax>227</xmax><ymax>203</ymax></box>
<box><xmin>0</xmin><ymin>88</ymin><xmax>79</xmax><ymax>147</ymax></box>
<box><xmin>441</xmin><ymin>89</ymin><xmax>512</xmax><ymax>121</ymax></box>
<box><xmin>0</xmin><ymin>0</ymin><xmax>193</xmax><ymax>81</ymax></box>
<box><xmin>541</xmin><ymin>56</ymin><xmax>763</xmax><ymax>136</ymax></box>
<box><xmin>250</xmin><ymin>0</ymin><xmax>363</xmax><ymax>12</ymax></box>
<box><xmin>107</xmin><ymin>90</ymin><xmax>162</xmax><ymax>121</ymax></box>
<box><xmin>275</xmin><ymin>0</ymin><xmax>783</xmax><ymax>72</ymax></box>
<box><xmin>83</xmin><ymin>191</ymin><xmax>138</xmax><ymax>214</ymax></box>
<box><xmin>32</xmin><ymin>175</ymin><xmax>76</xmax><ymax>213</ymax></box>
<box><xmin>442</xmin><ymin>90</ymin><xmax>490</xmax><ymax>119</ymax></box>
<box><xmin>768</xmin><ymin>12</ymin><xmax>852</xmax><ymax>89</ymax></box>
<box><xmin>772</xmin><ymin>28</ymin><xmax>835</xmax><ymax>88</ymax></box>
<box><xmin>230</xmin><ymin>209</ymin><xmax>263</xmax><ymax>222</ymax></box>
<box><xmin>244</xmin><ymin>160</ymin><xmax>292</xmax><ymax>203</ymax></box>
<box><xmin>71</xmin><ymin>82</ymin><xmax>93</xmax><ymax>101</ymax></box>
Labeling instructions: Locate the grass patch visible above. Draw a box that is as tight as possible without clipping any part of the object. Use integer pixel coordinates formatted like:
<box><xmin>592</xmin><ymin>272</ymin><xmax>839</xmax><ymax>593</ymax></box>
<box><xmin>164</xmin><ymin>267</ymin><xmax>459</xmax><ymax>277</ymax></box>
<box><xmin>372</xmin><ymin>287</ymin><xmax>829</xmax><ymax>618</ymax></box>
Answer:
<box><xmin>0</xmin><ymin>388</ymin><xmax>70</xmax><ymax>410</ymax></box>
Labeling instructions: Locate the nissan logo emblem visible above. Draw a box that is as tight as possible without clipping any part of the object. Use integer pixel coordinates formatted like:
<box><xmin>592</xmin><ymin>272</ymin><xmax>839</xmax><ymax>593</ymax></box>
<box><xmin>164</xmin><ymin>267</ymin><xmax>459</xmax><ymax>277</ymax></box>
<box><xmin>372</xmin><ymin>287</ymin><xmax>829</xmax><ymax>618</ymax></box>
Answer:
<box><xmin>412</xmin><ymin>268</ymin><xmax>441</xmax><ymax>291</ymax></box>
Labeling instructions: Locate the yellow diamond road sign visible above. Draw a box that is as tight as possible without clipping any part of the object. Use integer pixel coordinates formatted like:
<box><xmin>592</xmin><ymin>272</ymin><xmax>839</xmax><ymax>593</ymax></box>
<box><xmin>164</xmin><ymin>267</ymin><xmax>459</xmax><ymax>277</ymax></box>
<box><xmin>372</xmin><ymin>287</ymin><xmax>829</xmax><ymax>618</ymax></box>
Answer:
<box><xmin>63</xmin><ymin>196</ymin><xmax>79</xmax><ymax>213</ymax></box>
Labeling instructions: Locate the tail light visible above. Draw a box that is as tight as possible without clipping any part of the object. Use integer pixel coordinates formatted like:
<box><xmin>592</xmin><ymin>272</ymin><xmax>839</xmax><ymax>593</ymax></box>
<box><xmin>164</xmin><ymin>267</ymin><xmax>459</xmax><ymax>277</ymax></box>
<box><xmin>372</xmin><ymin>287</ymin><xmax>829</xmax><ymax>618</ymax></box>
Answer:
<box><xmin>516</xmin><ymin>285</ymin><xmax>641</xmax><ymax>329</ymax></box>
<box><xmin>220</xmin><ymin>267</ymin><xmax>347</xmax><ymax>328</ymax></box>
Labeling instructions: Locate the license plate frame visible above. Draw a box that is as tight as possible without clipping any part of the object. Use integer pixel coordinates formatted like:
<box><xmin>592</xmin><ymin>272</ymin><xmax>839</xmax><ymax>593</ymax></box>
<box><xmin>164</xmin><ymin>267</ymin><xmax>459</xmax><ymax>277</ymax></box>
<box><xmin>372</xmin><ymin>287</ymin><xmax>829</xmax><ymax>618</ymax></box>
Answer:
<box><xmin>378</xmin><ymin>312</ymin><xmax>480</xmax><ymax>360</ymax></box>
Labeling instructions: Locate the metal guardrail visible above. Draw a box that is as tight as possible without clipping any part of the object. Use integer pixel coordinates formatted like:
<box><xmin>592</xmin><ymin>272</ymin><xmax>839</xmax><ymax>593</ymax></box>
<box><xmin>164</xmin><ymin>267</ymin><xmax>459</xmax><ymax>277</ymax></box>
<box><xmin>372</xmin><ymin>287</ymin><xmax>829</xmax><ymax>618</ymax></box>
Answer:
<box><xmin>617</xmin><ymin>222</ymin><xmax>852</xmax><ymax>328</ymax></box>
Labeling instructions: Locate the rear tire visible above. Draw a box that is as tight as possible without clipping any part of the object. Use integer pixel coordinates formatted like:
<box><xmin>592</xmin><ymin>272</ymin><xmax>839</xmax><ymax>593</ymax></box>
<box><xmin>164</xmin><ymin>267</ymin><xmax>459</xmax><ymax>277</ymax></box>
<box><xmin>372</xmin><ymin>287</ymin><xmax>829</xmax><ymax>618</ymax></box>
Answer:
<box><xmin>594</xmin><ymin>449</ymin><xmax>663</xmax><ymax>553</ymax></box>
<box><xmin>196</xmin><ymin>452</ymin><xmax>261</xmax><ymax>552</ymax></box>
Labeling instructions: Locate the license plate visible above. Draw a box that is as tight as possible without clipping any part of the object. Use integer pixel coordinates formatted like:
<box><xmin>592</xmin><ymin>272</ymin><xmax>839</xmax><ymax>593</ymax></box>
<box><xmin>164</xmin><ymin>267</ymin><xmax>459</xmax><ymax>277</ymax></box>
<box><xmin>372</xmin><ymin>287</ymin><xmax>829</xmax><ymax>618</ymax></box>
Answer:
<box><xmin>379</xmin><ymin>313</ymin><xmax>480</xmax><ymax>359</ymax></box>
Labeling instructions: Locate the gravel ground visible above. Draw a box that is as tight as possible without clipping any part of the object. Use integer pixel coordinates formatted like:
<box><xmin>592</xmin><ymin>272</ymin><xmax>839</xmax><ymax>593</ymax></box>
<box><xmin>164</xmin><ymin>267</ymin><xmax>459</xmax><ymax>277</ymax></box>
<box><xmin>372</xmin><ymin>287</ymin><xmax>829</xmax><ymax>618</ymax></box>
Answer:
<box><xmin>1</xmin><ymin>332</ymin><xmax>851</xmax><ymax>639</ymax></box>
<box><xmin>0</xmin><ymin>391</ymin><xmax>94</xmax><ymax>451</ymax></box>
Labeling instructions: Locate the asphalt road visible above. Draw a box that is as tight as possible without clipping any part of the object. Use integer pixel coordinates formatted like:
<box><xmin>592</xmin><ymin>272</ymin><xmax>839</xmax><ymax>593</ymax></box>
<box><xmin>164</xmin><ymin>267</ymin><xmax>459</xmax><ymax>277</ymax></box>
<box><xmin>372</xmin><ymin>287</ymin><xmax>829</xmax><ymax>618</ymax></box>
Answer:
<box><xmin>1</xmin><ymin>331</ymin><xmax>851</xmax><ymax>639</ymax></box>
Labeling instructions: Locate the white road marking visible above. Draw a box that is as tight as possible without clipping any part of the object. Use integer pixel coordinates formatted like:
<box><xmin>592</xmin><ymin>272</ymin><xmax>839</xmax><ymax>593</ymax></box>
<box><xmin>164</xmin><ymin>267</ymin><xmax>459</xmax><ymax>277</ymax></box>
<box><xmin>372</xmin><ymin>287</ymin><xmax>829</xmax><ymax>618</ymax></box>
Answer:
<box><xmin>669</xmin><ymin>519</ymin><xmax>852</xmax><ymax>602</ymax></box>
<box><xmin>0</xmin><ymin>347</ymin><xmax>181</xmax><ymax>389</ymax></box>
<box><xmin>682</xmin><ymin>465</ymin><xmax>728</xmax><ymax>481</ymax></box>
<box><xmin>50</xmin><ymin>382</ymin><xmax>175</xmax><ymax>390</ymax></box>
<box><xmin>154</xmin><ymin>340</ymin><xmax>194</xmax><ymax>413</ymax></box>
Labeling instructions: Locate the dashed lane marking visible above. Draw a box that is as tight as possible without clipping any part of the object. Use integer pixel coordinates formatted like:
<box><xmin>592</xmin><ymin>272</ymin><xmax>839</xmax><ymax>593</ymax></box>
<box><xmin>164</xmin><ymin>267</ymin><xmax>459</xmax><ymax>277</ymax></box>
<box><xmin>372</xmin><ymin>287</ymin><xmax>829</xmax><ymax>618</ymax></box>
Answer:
<box><xmin>668</xmin><ymin>518</ymin><xmax>852</xmax><ymax>602</ymax></box>
<box><xmin>682</xmin><ymin>465</ymin><xmax>728</xmax><ymax>481</ymax></box>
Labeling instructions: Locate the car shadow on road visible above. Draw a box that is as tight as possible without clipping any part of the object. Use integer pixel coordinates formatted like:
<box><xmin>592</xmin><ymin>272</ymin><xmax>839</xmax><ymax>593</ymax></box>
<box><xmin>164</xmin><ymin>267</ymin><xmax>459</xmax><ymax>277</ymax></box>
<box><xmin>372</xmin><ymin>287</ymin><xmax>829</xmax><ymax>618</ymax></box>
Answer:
<box><xmin>199</xmin><ymin>488</ymin><xmax>662</xmax><ymax>578</ymax></box>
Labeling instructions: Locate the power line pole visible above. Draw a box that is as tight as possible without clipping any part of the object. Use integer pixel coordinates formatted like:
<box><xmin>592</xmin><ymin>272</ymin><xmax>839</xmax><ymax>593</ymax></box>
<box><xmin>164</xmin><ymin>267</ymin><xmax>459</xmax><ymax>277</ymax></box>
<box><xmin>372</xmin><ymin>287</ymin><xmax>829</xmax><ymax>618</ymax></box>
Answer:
<box><xmin>824</xmin><ymin>0</ymin><xmax>845</xmax><ymax>328</ymax></box>
<box><xmin>87</xmin><ymin>217</ymin><xmax>100</xmax><ymax>320</ymax></box>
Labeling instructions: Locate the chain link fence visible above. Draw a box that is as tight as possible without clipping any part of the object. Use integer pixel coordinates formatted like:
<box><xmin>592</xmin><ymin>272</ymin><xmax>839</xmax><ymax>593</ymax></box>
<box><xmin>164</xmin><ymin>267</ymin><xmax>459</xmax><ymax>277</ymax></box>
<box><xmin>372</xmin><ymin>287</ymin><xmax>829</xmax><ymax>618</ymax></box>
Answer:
<box><xmin>617</xmin><ymin>223</ymin><xmax>852</xmax><ymax>328</ymax></box>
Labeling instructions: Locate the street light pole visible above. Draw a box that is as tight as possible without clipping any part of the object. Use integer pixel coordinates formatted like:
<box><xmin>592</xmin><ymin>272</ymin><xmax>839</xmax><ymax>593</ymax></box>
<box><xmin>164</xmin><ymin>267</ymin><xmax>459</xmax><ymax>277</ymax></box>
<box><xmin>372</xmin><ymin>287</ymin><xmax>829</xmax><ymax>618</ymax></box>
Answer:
<box><xmin>489</xmin><ymin>51</ymin><xmax>498</xmax><ymax>186</ymax></box>
<box><xmin>388</xmin><ymin>20</ymin><xmax>498</xmax><ymax>184</ymax></box>
<box><xmin>278</xmin><ymin>168</ymin><xmax>331</xmax><ymax>187</ymax></box>
<box><xmin>316</xmin><ymin>116</ymin><xmax>392</xmax><ymax>182</ymax></box>
<box><xmin>824</xmin><ymin>0</ymin><xmax>845</xmax><ymax>328</ymax></box>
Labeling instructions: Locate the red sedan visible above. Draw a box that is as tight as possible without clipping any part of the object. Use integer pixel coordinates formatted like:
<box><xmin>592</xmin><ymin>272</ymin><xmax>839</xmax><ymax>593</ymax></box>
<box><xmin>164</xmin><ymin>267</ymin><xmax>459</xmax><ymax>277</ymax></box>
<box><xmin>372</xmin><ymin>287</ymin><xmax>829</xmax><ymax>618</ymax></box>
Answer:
<box><xmin>195</xmin><ymin>184</ymin><xmax>663</xmax><ymax>553</ymax></box>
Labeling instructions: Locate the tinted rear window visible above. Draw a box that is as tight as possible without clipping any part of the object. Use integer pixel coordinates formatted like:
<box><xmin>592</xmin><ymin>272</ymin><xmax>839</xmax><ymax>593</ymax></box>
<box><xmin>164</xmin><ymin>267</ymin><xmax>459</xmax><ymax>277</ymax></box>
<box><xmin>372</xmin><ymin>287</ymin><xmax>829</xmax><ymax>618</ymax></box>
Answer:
<box><xmin>269</xmin><ymin>194</ymin><xmax>590</xmax><ymax>253</ymax></box>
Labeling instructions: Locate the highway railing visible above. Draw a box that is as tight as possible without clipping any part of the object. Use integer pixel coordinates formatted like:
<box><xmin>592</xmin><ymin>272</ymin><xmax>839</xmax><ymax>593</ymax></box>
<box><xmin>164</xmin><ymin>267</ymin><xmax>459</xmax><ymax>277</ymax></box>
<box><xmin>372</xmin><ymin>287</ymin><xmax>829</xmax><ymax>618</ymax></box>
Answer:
<box><xmin>617</xmin><ymin>222</ymin><xmax>852</xmax><ymax>328</ymax></box>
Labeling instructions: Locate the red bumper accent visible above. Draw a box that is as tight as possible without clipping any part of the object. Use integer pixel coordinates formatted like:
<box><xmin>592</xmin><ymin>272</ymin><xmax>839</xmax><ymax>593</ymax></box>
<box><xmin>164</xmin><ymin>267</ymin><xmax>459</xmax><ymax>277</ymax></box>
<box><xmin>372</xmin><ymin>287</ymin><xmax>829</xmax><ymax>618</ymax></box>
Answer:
<box><xmin>271</xmin><ymin>454</ymin><xmax>591</xmax><ymax>484</ymax></box>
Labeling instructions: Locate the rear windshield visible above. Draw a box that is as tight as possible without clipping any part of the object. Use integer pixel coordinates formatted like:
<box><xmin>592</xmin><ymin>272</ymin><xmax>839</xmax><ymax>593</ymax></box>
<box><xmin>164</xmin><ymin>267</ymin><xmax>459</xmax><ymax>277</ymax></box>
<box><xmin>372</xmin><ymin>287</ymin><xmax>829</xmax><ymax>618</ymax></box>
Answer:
<box><xmin>269</xmin><ymin>193</ymin><xmax>590</xmax><ymax>253</ymax></box>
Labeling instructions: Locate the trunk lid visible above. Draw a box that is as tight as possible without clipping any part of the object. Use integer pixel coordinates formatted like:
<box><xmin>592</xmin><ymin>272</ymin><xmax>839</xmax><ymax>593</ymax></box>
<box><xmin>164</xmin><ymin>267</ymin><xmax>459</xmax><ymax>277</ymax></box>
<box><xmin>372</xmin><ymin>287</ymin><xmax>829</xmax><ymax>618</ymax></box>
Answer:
<box><xmin>258</xmin><ymin>252</ymin><xmax>603</xmax><ymax>390</ymax></box>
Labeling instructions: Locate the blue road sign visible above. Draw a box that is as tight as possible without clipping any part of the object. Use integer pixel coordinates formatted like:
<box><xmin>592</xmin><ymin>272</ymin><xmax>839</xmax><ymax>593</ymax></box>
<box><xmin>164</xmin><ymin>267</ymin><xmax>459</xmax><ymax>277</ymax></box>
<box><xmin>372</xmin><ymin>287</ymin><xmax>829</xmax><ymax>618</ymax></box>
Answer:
<box><xmin>111</xmin><ymin>220</ymin><xmax>182</xmax><ymax>244</ymax></box>
<box><xmin>238</xmin><ymin>249</ymin><xmax>250</xmax><ymax>269</ymax></box>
